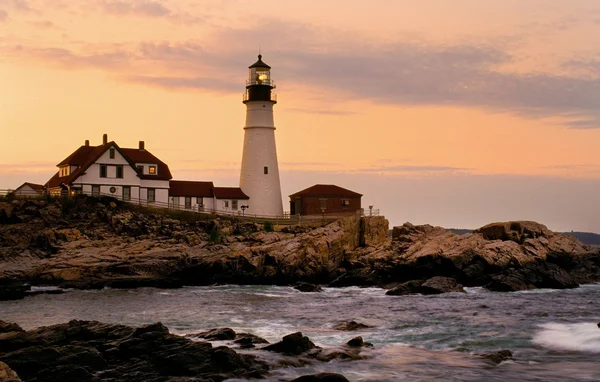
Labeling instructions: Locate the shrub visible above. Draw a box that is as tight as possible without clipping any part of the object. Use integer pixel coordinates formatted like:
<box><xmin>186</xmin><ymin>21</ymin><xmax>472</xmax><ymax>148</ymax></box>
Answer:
<box><xmin>263</xmin><ymin>221</ymin><xmax>274</xmax><ymax>232</ymax></box>
<box><xmin>209</xmin><ymin>225</ymin><xmax>221</xmax><ymax>243</ymax></box>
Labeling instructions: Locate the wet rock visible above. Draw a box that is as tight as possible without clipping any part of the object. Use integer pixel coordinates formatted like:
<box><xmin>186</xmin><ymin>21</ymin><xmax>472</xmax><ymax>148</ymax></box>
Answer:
<box><xmin>420</xmin><ymin>276</ymin><xmax>465</xmax><ymax>294</ymax></box>
<box><xmin>0</xmin><ymin>320</ymin><xmax>268</xmax><ymax>382</ymax></box>
<box><xmin>486</xmin><ymin>262</ymin><xmax>579</xmax><ymax>292</ymax></box>
<box><xmin>0</xmin><ymin>321</ymin><xmax>24</xmax><ymax>333</ymax></box>
<box><xmin>481</xmin><ymin>350</ymin><xmax>514</xmax><ymax>364</ymax></box>
<box><xmin>333</xmin><ymin>321</ymin><xmax>372</xmax><ymax>331</ymax></box>
<box><xmin>263</xmin><ymin>332</ymin><xmax>316</xmax><ymax>355</ymax></box>
<box><xmin>234</xmin><ymin>333</ymin><xmax>269</xmax><ymax>348</ymax></box>
<box><xmin>291</xmin><ymin>373</ymin><xmax>350</xmax><ymax>382</ymax></box>
<box><xmin>294</xmin><ymin>282</ymin><xmax>323</xmax><ymax>292</ymax></box>
<box><xmin>0</xmin><ymin>283</ymin><xmax>30</xmax><ymax>301</ymax></box>
<box><xmin>346</xmin><ymin>336</ymin><xmax>373</xmax><ymax>348</ymax></box>
<box><xmin>0</xmin><ymin>361</ymin><xmax>21</xmax><ymax>382</ymax></box>
<box><xmin>597</xmin><ymin>322</ymin><xmax>600</xmax><ymax>328</ymax></box>
<box><xmin>385</xmin><ymin>280</ymin><xmax>423</xmax><ymax>296</ymax></box>
<box><xmin>189</xmin><ymin>328</ymin><xmax>237</xmax><ymax>341</ymax></box>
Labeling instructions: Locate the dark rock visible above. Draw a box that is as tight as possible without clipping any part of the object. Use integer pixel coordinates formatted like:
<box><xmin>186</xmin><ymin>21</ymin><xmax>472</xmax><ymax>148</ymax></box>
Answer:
<box><xmin>386</xmin><ymin>280</ymin><xmax>423</xmax><ymax>296</ymax></box>
<box><xmin>0</xmin><ymin>320</ymin><xmax>268</xmax><ymax>382</ymax></box>
<box><xmin>419</xmin><ymin>276</ymin><xmax>465</xmax><ymax>294</ymax></box>
<box><xmin>481</xmin><ymin>350</ymin><xmax>514</xmax><ymax>364</ymax></box>
<box><xmin>189</xmin><ymin>327</ymin><xmax>237</xmax><ymax>341</ymax></box>
<box><xmin>346</xmin><ymin>336</ymin><xmax>373</xmax><ymax>348</ymax></box>
<box><xmin>487</xmin><ymin>262</ymin><xmax>578</xmax><ymax>292</ymax></box>
<box><xmin>291</xmin><ymin>373</ymin><xmax>350</xmax><ymax>382</ymax></box>
<box><xmin>333</xmin><ymin>321</ymin><xmax>372</xmax><ymax>331</ymax></box>
<box><xmin>0</xmin><ymin>321</ymin><xmax>24</xmax><ymax>333</ymax></box>
<box><xmin>294</xmin><ymin>282</ymin><xmax>323</xmax><ymax>292</ymax></box>
<box><xmin>234</xmin><ymin>333</ymin><xmax>269</xmax><ymax>348</ymax></box>
<box><xmin>0</xmin><ymin>283</ymin><xmax>30</xmax><ymax>301</ymax></box>
<box><xmin>597</xmin><ymin>322</ymin><xmax>600</xmax><ymax>328</ymax></box>
<box><xmin>263</xmin><ymin>332</ymin><xmax>316</xmax><ymax>355</ymax></box>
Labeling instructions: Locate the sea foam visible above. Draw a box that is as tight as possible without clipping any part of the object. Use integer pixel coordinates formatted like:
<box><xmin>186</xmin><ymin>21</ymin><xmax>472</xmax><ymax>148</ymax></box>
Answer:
<box><xmin>533</xmin><ymin>322</ymin><xmax>600</xmax><ymax>353</ymax></box>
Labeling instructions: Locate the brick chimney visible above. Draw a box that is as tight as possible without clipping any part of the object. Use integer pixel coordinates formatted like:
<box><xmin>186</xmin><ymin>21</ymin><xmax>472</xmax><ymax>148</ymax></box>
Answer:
<box><xmin>102</xmin><ymin>134</ymin><xmax>108</xmax><ymax>145</ymax></box>
<box><xmin>85</xmin><ymin>140</ymin><xmax>90</xmax><ymax>146</ymax></box>
<box><xmin>139</xmin><ymin>141</ymin><xmax>145</xmax><ymax>151</ymax></box>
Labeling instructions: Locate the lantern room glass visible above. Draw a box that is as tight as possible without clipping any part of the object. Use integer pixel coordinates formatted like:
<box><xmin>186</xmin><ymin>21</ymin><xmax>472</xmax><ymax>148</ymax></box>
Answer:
<box><xmin>248</xmin><ymin>67</ymin><xmax>272</xmax><ymax>86</ymax></box>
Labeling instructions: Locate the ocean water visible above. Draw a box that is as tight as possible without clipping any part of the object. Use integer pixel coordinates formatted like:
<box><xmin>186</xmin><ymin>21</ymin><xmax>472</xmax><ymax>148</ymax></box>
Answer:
<box><xmin>2</xmin><ymin>284</ymin><xmax>600</xmax><ymax>381</ymax></box>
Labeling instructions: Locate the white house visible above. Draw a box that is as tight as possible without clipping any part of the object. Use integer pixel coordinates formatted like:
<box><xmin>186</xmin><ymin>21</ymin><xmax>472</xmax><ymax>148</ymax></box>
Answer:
<box><xmin>44</xmin><ymin>134</ymin><xmax>251</xmax><ymax>213</ymax></box>
<box><xmin>46</xmin><ymin>134</ymin><xmax>172</xmax><ymax>205</ymax></box>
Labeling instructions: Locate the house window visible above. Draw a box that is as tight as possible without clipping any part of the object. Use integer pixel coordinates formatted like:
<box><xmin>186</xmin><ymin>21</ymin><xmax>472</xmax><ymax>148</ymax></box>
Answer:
<box><xmin>342</xmin><ymin>199</ymin><xmax>350</xmax><ymax>206</ymax></box>
<box><xmin>232</xmin><ymin>200</ymin><xmax>238</xmax><ymax>210</ymax></box>
<box><xmin>149</xmin><ymin>166</ymin><xmax>157</xmax><ymax>175</ymax></box>
<box><xmin>185</xmin><ymin>197</ymin><xmax>192</xmax><ymax>209</ymax></box>
<box><xmin>137</xmin><ymin>165</ymin><xmax>144</xmax><ymax>174</ymax></box>
<box><xmin>319</xmin><ymin>199</ymin><xmax>327</xmax><ymax>210</ymax></box>
<box><xmin>264</xmin><ymin>166</ymin><xmax>268</xmax><ymax>174</ymax></box>
<box><xmin>122</xmin><ymin>186</ymin><xmax>131</xmax><ymax>201</ymax></box>
<box><xmin>224</xmin><ymin>200</ymin><xmax>229</xmax><ymax>208</ymax></box>
<box><xmin>147</xmin><ymin>188</ymin><xmax>155</xmax><ymax>203</ymax></box>
<box><xmin>109</xmin><ymin>148</ymin><xmax>115</xmax><ymax>159</ymax></box>
<box><xmin>92</xmin><ymin>185</ymin><xmax>100</xmax><ymax>197</ymax></box>
<box><xmin>116</xmin><ymin>165</ymin><xmax>123</xmax><ymax>179</ymax></box>
<box><xmin>196</xmin><ymin>197</ymin><xmax>203</xmax><ymax>206</ymax></box>
<box><xmin>99</xmin><ymin>165</ymin><xmax>107</xmax><ymax>178</ymax></box>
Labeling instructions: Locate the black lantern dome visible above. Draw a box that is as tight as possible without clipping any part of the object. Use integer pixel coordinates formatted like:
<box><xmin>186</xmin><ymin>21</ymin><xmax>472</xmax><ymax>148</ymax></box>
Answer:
<box><xmin>244</xmin><ymin>54</ymin><xmax>277</xmax><ymax>104</ymax></box>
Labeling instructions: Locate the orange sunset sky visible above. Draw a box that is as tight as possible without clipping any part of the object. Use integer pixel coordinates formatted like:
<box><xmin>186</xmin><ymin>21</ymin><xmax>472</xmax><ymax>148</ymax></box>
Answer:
<box><xmin>1</xmin><ymin>0</ymin><xmax>599</xmax><ymax>232</ymax></box>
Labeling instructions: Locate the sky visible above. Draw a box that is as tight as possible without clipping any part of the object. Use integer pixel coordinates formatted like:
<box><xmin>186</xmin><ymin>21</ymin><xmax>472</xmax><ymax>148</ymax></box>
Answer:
<box><xmin>1</xmin><ymin>0</ymin><xmax>599</xmax><ymax>232</ymax></box>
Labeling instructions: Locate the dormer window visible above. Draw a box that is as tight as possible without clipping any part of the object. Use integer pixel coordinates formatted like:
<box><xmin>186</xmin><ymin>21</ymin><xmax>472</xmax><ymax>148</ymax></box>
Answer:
<box><xmin>109</xmin><ymin>148</ymin><xmax>115</xmax><ymax>159</ymax></box>
<box><xmin>137</xmin><ymin>165</ymin><xmax>144</xmax><ymax>174</ymax></box>
<box><xmin>149</xmin><ymin>166</ymin><xmax>157</xmax><ymax>175</ymax></box>
<box><xmin>59</xmin><ymin>166</ymin><xmax>70</xmax><ymax>177</ymax></box>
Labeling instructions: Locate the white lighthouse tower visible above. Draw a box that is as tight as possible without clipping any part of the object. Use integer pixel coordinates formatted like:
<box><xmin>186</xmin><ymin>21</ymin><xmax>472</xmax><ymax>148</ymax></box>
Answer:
<box><xmin>239</xmin><ymin>55</ymin><xmax>284</xmax><ymax>217</ymax></box>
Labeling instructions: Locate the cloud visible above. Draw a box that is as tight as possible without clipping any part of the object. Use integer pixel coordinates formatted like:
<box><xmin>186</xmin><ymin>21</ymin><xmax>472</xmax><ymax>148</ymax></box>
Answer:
<box><xmin>2</xmin><ymin>17</ymin><xmax>600</xmax><ymax>127</ymax></box>
<box><xmin>28</xmin><ymin>20</ymin><xmax>58</xmax><ymax>29</ymax></box>
<box><xmin>356</xmin><ymin>165</ymin><xmax>471</xmax><ymax>174</ymax></box>
<box><xmin>101</xmin><ymin>0</ymin><xmax>170</xmax><ymax>18</ymax></box>
<box><xmin>0</xmin><ymin>161</ymin><xmax>56</xmax><ymax>174</ymax></box>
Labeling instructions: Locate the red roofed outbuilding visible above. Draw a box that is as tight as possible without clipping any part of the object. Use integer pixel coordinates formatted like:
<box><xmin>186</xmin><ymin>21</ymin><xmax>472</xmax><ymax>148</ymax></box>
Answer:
<box><xmin>289</xmin><ymin>184</ymin><xmax>362</xmax><ymax>216</ymax></box>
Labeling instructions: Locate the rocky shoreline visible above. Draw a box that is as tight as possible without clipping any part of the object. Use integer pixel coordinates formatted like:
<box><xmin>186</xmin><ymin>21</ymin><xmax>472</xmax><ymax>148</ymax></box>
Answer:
<box><xmin>1</xmin><ymin>196</ymin><xmax>600</xmax><ymax>300</ymax></box>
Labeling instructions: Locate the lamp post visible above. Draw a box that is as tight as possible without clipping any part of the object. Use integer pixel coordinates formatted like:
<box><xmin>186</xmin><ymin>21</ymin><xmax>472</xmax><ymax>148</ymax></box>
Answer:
<box><xmin>241</xmin><ymin>205</ymin><xmax>249</xmax><ymax>216</ymax></box>
<box><xmin>369</xmin><ymin>205</ymin><xmax>373</xmax><ymax>217</ymax></box>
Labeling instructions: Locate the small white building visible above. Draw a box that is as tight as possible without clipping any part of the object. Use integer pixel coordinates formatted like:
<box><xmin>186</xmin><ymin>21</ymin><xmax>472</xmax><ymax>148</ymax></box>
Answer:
<box><xmin>168</xmin><ymin>180</ymin><xmax>215</xmax><ymax>211</ymax></box>
<box><xmin>214</xmin><ymin>187</ymin><xmax>250</xmax><ymax>213</ymax></box>
<box><xmin>45</xmin><ymin>134</ymin><xmax>172</xmax><ymax>205</ymax></box>
<box><xmin>10</xmin><ymin>182</ymin><xmax>44</xmax><ymax>197</ymax></box>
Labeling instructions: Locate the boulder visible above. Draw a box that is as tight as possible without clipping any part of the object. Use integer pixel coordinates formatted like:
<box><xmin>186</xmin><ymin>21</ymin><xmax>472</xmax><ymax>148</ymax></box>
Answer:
<box><xmin>419</xmin><ymin>276</ymin><xmax>465</xmax><ymax>294</ymax></box>
<box><xmin>480</xmin><ymin>350</ymin><xmax>514</xmax><ymax>364</ymax></box>
<box><xmin>234</xmin><ymin>333</ymin><xmax>269</xmax><ymax>348</ymax></box>
<box><xmin>263</xmin><ymin>332</ymin><xmax>316</xmax><ymax>355</ymax></box>
<box><xmin>385</xmin><ymin>280</ymin><xmax>423</xmax><ymax>296</ymax></box>
<box><xmin>346</xmin><ymin>336</ymin><xmax>373</xmax><ymax>348</ymax></box>
<box><xmin>0</xmin><ymin>284</ymin><xmax>30</xmax><ymax>301</ymax></box>
<box><xmin>294</xmin><ymin>282</ymin><xmax>323</xmax><ymax>292</ymax></box>
<box><xmin>291</xmin><ymin>373</ymin><xmax>350</xmax><ymax>382</ymax></box>
<box><xmin>333</xmin><ymin>321</ymin><xmax>372</xmax><ymax>331</ymax></box>
<box><xmin>188</xmin><ymin>327</ymin><xmax>237</xmax><ymax>341</ymax></box>
<box><xmin>0</xmin><ymin>321</ymin><xmax>24</xmax><ymax>333</ymax></box>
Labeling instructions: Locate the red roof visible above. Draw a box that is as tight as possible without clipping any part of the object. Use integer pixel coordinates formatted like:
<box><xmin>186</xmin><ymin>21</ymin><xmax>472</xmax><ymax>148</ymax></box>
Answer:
<box><xmin>213</xmin><ymin>187</ymin><xmax>249</xmax><ymax>200</ymax></box>
<box><xmin>121</xmin><ymin>148</ymin><xmax>172</xmax><ymax>180</ymax></box>
<box><xmin>46</xmin><ymin>141</ymin><xmax>172</xmax><ymax>189</ymax></box>
<box><xmin>169</xmin><ymin>180</ymin><xmax>214</xmax><ymax>197</ymax></box>
<box><xmin>289</xmin><ymin>184</ymin><xmax>362</xmax><ymax>198</ymax></box>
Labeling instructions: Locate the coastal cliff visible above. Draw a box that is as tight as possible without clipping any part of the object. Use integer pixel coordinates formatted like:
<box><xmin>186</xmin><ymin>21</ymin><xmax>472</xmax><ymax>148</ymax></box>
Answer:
<box><xmin>1</xmin><ymin>197</ymin><xmax>599</xmax><ymax>298</ymax></box>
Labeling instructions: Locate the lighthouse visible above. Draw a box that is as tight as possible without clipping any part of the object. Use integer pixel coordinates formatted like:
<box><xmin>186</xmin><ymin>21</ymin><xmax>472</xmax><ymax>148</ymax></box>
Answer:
<box><xmin>239</xmin><ymin>55</ymin><xmax>284</xmax><ymax>217</ymax></box>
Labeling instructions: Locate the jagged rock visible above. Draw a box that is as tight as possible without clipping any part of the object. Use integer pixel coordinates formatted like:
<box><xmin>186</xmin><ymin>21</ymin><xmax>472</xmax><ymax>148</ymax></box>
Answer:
<box><xmin>346</xmin><ymin>336</ymin><xmax>373</xmax><ymax>347</ymax></box>
<box><xmin>291</xmin><ymin>373</ymin><xmax>350</xmax><ymax>382</ymax></box>
<box><xmin>188</xmin><ymin>328</ymin><xmax>237</xmax><ymax>341</ymax></box>
<box><xmin>385</xmin><ymin>280</ymin><xmax>423</xmax><ymax>296</ymax></box>
<box><xmin>0</xmin><ymin>321</ymin><xmax>24</xmax><ymax>333</ymax></box>
<box><xmin>0</xmin><ymin>283</ymin><xmax>30</xmax><ymax>301</ymax></box>
<box><xmin>333</xmin><ymin>321</ymin><xmax>372</xmax><ymax>331</ymax></box>
<box><xmin>0</xmin><ymin>320</ymin><xmax>268</xmax><ymax>382</ymax></box>
<box><xmin>234</xmin><ymin>333</ymin><xmax>269</xmax><ymax>348</ymax></box>
<box><xmin>0</xmin><ymin>361</ymin><xmax>22</xmax><ymax>382</ymax></box>
<box><xmin>420</xmin><ymin>276</ymin><xmax>465</xmax><ymax>294</ymax></box>
<box><xmin>263</xmin><ymin>332</ymin><xmax>317</xmax><ymax>355</ymax></box>
<box><xmin>294</xmin><ymin>282</ymin><xmax>323</xmax><ymax>292</ymax></box>
<box><xmin>480</xmin><ymin>350</ymin><xmax>514</xmax><ymax>364</ymax></box>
